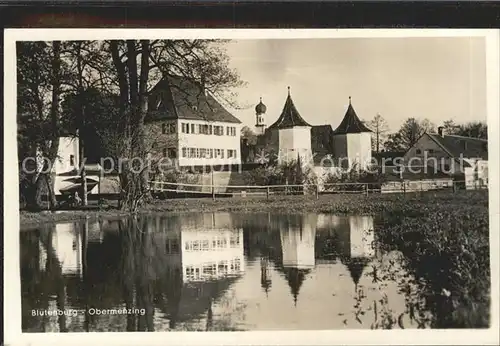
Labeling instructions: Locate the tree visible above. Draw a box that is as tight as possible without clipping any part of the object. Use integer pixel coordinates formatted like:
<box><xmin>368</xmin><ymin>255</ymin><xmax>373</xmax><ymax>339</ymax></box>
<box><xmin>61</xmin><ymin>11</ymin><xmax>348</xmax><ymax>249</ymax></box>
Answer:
<box><xmin>440</xmin><ymin>119</ymin><xmax>487</xmax><ymax>139</ymax></box>
<box><xmin>17</xmin><ymin>41</ymin><xmax>64</xmax><ymax>210</ymax></box>
<box><xmin>383</xmin><ymin>133</ymin><xmax>406</xmax><ymax>152</ymax></box>
<box><xmin>241</xmin><ymin>126</ymin><xmax>258</xmax><ymax>145</ymax></box>
<box><xmin>104</xmin><ymin>39</ymin><xmax>244</xmax><ymax>211</ymax></box>
<box><xmin>61</xmin><ymin>41</ymin><xmax>115</xmax><ymax>206</ymax></box>
<box><xmin>456</xmin><ymin>121</ymin><xmax>487</xmax><ymax>139</ymax></box>
<box><xmin>18</xmin><ymin>39</ymin><xmax>244</xmax><ymax>212</ymax></box>
<box><xmin>384</xmin><ymin>118</ymin><xmax>435</xmax><ymax>152</ymax></box>
<box><xmin>367</xmin><ymin>113</ymin><xmax>389</xmax><ymax>153</ymax></box>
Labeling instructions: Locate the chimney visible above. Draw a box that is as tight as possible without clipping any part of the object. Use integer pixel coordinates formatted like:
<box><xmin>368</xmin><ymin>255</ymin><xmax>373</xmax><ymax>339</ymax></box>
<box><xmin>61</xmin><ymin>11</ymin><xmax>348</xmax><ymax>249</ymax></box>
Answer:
<box><xmin>438</xmin><ymin>126</ymin><xmax>444</xmax><ymax>137</ymax></box>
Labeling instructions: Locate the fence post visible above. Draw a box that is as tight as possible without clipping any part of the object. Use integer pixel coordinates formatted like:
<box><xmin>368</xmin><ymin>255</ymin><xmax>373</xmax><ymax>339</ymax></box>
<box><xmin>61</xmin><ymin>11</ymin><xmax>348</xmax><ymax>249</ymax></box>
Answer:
<box><xmin>403</xmin><ymin>180</ymin><xmax>406</xmax><ymax>195</ymax></box>
<box><xmin>365</xmin><ymin>183</ymin><xmax>368</xmax><ymax>197</ymax></box>
<box><xmin>453</xmin><ymin>181</ymin><xmax>457</xmax><ymax>193</ymax></box>
<box><xmin>315</xmin><ymin>184</ymin><xmax>319</xmax><ymax>200</ymax></box>
<box><xmin>266</xmin><ymin>186</ymin><xmax>270</xmax><ymax>200</ymax></box>
<box><xmin>285</xmin><ymin>178</ymin><xmax>288</xmax><ymax>195</ymax></box>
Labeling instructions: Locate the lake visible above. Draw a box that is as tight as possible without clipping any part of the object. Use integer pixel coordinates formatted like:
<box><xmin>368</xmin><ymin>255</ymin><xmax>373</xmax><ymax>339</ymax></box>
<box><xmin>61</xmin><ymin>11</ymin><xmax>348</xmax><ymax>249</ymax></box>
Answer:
<box><xmin>20</xmin><ymin>212</ymin><xmax>434</xmax><ymax>332</ymax></box>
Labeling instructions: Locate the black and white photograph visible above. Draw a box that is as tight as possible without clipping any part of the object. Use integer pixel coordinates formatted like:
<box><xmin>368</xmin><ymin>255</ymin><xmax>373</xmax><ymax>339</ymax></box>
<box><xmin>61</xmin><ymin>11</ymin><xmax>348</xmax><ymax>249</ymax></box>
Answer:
<box><xmin>4</xmin><ymin>29</ymin><xmax>499</xmax><ymax>345</ymax></box>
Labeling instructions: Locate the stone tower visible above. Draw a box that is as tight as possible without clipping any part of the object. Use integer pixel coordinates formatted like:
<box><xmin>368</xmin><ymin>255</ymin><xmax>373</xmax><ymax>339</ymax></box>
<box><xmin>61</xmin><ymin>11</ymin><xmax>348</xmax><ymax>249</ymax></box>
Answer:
<box><xmin>268</xmin><ymin>87</ymin><xmax>313</xmax><ymax>164</ymax></box>
<box><xmin>332</xmin><ymin>96</ymin><xmax>372</xmax><ymax>170</ymax></box>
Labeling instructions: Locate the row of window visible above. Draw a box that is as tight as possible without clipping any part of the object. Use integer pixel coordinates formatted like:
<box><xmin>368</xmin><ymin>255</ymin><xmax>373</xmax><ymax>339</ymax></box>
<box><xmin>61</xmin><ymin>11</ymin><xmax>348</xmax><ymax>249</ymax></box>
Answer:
<box><xmin>161</xmin><ymin>122</ymin><xmax>237</xmax><ymax>136</ymax></box>
<box><xmin>181</xmin><ymin>148</ymin><xmax>238</xmax><ymax>159</ymax></box>
<box><xmin>184</xmin><ymin>235</ymin><xmax>240</xmax><ymax>251</ymax></box>
<box><xmin>161</xmin><ymin>147</ymin><xmax>239</xmax><ymax>159</ymax></box>
<box><xmin>185</xmin><ymin>259</ymin><xmax>242</xmax><ymax>279</ymax></box>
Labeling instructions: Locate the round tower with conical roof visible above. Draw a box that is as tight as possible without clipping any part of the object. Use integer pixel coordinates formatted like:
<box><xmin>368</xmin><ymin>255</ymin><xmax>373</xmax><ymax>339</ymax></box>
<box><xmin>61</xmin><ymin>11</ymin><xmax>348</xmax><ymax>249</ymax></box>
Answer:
<box><xmin>332</xmin><ymin>96</ymin><xmax>372</xmax><ymax>170</ymax></box>
<box><xmin>255</xmin><ymin>97</ymin><xmax>267</xmax><ymax>135</ymax></box>
<box><xmin>269</xmin><ymin>87</ymin><xmax>313</xmax><ymax>164</ymax></box>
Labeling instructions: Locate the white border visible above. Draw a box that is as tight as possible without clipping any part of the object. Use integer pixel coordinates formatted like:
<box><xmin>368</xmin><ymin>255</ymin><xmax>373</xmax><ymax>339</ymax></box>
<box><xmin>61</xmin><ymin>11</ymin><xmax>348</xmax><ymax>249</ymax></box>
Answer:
<box><xmin>4</xmin><ymin>29</ymin><xmax>500</xmax><ymax>346</ymax></box>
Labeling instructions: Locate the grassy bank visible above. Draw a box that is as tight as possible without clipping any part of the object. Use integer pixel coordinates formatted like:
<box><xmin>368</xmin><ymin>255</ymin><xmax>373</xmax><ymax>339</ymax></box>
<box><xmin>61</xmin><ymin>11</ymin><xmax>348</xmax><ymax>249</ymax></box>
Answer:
<box><xmin>20</xmin><ymin>190</ymin><xmax>488</xmax><ymax>227</ymax></box>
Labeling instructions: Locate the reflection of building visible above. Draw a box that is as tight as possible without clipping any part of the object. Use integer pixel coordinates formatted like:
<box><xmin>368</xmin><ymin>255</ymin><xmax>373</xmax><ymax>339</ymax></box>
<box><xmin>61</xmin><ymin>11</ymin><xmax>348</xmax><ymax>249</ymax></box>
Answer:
<box><xmin>340</xmin><ymin>216</ymin><xmax>375</xmax><ymax>290</ymax></box>
<box><xmin>180</xmin><ymin>228</ymin><xmax>244</xmax><ymax>282</ymax></box>
<box><xmin>39</xmin><ymin>223</ymin><xmax>83</xmax><ymax>277</ymax></box>
<box><xmin>280</xmin><ymin>220</ymin><xmax>316</xmax><ymax>269</ymax></box>
<box><xmin>150</xmin><ymin>213</ymin><xmax>245</xmax><ymax>327</ymax></box>
<box><xmin>279</xmin><ymin>214</ymin><xmax>317</xmax><ymax>306</ymax></box>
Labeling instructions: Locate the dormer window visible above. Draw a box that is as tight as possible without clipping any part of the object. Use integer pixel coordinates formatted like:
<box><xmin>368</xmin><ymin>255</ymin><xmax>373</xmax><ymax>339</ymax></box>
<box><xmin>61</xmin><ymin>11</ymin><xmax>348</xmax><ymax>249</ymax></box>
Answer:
<box><xmin>70</xmin><ymin>155</ymin><xmax>75</xmax><ymax>166</ymax></box>
<box><xmin>192</xmin><ymin>105</ymin><xmax>198</xmax><ymax>111</ymax></box>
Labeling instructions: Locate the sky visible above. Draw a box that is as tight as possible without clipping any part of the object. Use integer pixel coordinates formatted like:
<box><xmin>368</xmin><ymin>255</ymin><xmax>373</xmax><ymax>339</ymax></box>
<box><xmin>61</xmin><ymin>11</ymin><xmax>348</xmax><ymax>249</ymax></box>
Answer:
<box><xmin>223</xmin><ymin>37</ymin><xmax>486</xmax><ymax>132</ymax></box>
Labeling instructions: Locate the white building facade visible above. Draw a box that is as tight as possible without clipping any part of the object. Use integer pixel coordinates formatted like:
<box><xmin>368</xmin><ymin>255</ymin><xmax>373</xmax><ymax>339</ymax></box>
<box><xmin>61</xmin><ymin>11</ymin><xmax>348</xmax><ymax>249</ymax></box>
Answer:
<box><xmin>267</xmin><ymin>87</ymin><xmax>313</xmax><ymax>165</ymax></box>
<box><xmin>147</xmin><ymin>76</ymin><xmax>243</xmax><ymax>168</ymax></box>
<box><xmin>331</xmin><ymin>97</ymin><xmax>373</xmax><ymax>170</ymax></box>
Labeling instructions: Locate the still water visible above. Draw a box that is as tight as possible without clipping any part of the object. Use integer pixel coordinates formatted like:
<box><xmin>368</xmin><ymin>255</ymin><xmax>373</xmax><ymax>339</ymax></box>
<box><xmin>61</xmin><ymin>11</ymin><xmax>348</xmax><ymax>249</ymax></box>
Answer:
<box><xmin>20</xmin><ymin>213</ymin><xmax>433</xmax><ymax>332</ymax></box>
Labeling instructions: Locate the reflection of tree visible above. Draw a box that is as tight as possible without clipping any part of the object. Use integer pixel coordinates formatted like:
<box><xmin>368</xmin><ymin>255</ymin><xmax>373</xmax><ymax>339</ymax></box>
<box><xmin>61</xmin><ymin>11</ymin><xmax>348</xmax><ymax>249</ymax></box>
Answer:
<box><xmin>37</xmin><ymin>227</ymin><xmax>68</xmax><ymax>332</ymax></box>
<box><xmin>260</xmin><ymin>257</ymin><xmax>272</xmax><ymax>297</ymax></box>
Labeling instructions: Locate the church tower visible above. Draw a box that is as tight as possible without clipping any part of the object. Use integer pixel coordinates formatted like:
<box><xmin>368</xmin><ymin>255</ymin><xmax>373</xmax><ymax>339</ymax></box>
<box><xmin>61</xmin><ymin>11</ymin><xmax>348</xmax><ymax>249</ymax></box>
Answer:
<box><xmin>268</xmin><ymin>87</ymin><xmax>313</xmax><ymax>164</ymax></box>
<box><xmin>332</xmin><ymin>97</ymin><xmax>372</xmax><ymax>170</ymax></box>
<box><xmin>255</xmin><ymin>97</ymin><xmax>267</xmax><ymax>135</ymax></box>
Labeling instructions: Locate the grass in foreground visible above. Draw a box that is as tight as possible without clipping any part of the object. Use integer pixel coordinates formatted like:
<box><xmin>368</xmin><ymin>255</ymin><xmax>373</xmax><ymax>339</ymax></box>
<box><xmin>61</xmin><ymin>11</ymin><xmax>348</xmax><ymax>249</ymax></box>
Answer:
<box><xmin>20</xmin><ymin>190</ymin><xmax>488</xmax><ymax>227</ymax></box>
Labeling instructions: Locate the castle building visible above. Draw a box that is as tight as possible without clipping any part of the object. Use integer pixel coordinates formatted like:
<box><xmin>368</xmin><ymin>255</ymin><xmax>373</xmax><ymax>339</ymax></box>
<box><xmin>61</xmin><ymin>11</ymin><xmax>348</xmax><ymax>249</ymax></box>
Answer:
<box><xmin>146</xmin><ymin>75</ymin><xmax>243</xmax><ymax>168</ymax></box>
<box><xmin>331</xmin><ymin>97</ymin><xmax>373</xmax><ymax>170</ymax></box>
<box><xmin>248</xmin><ymin>89</ymin><xmax>372</xmax><ymax>170</ymax></box>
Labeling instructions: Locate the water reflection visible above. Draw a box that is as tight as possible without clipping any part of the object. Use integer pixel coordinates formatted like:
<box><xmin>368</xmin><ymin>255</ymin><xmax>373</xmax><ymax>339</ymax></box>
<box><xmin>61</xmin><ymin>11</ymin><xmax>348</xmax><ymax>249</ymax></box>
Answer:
<box><xmin>20</xmin><ymin>213</ymin><xmax>431</xmax><ymax>332</ymax></box>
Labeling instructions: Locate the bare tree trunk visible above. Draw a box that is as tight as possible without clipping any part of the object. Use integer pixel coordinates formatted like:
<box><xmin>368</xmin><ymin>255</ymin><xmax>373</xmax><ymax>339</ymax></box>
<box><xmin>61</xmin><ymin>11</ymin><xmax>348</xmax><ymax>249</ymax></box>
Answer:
<box><xmin>76</xmin><ymin>42</ymin><xmax>88</xmax><ymax>206</ymax></box>
<box><xmin>45</xmin><ymin>40</ymin><xmax>62</xmax><ymax>210</ymax></box>
<box><xmin>138</xmin><ymin>40</ymin><xmax>151</xmax><ymax>201</ymax></box>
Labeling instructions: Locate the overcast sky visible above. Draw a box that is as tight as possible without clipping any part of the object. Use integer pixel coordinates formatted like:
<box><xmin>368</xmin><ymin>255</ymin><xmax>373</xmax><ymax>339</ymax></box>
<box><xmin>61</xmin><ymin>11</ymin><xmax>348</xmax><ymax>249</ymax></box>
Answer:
<box><xmin>224</xmin><ymin>37</ymin><xmax>486</xmax><ymax>132</ymax></box>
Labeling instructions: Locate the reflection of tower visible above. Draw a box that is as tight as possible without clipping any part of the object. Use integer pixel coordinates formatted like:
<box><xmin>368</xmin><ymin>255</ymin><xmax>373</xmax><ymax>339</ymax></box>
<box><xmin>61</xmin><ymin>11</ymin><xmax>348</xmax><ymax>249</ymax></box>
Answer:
<box><xmin>260</xmin><ymin>257</ymin><xmax>272</xmax><ymax>297</ymax></box>
<box><xmin>341</xmin><ymin>216</ymin><xmax>375</xmax><ymax>291</ymax></box>
<box><xmin>43</xmin><ymin>223</ymin><xmax>83</xmax><ymax>277</ymax></box>
<box><xmin>255</xmin><ymin>97</ymin><xmax>267</xmax><ymax>135</ymax></box>
<box><xmin>279</xmin><ymin>215</ymin><xmax>317</xmax><ymax>306</ymax></box>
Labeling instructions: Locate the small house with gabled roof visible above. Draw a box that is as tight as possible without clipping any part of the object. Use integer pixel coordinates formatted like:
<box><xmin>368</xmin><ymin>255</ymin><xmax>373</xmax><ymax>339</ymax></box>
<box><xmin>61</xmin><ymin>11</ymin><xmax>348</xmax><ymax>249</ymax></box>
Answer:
<box><xmin>403</xmin><ymin>126</ymin><xmax>488</xmax><ymax>189</ymax></box>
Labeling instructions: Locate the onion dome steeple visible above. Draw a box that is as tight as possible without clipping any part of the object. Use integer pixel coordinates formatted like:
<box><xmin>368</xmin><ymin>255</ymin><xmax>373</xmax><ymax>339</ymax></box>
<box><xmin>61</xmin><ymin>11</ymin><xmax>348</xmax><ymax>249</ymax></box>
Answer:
<box><xmin>333</xmin><ymin>96</ymin><xmax>372</xmax><ymax>135</ymax></box>
<box><xmin>255</xmin><ymin>97</ymin><xmax>267</xmax><ymax>115</ymax></box>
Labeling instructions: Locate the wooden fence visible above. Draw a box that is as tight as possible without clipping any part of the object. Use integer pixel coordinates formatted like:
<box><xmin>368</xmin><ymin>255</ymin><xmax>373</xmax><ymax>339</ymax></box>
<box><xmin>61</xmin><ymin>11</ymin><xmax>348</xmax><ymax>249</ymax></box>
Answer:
<box><xmin>148</xmin><ymin>179</ymin><xmax>486</xmax><ymax>201</ymax></box>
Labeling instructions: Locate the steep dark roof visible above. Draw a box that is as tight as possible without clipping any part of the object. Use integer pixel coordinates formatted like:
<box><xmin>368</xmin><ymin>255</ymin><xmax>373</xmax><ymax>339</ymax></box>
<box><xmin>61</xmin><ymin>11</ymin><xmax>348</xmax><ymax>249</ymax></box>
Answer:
<box><xmin>268</xmin><ymin>88</ymin><xmax>311</xmax><ymax>130</ymax></box>
<box><xmin>282</xmin><ymin>267</ymin><xmax>310</xmax><ymax>306</ymax></box>
<box><xmin>427</xmin><ymin>133</ymin><xmax>488</xmax><ymax>160</ymax></box>
<box><xmin>332</xmin><ymin>97</ymin><xmax>372</xmax><ymax>135</ymax></box>
<box><xmin>146</xmin><ymin>75</ymin><xmax>241</xmax><ymax>124</ymax></box>
<box><xmin>344</xmin><ymin>257</ymin><xmax>371</xmax><ymax>288</ymax></box>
